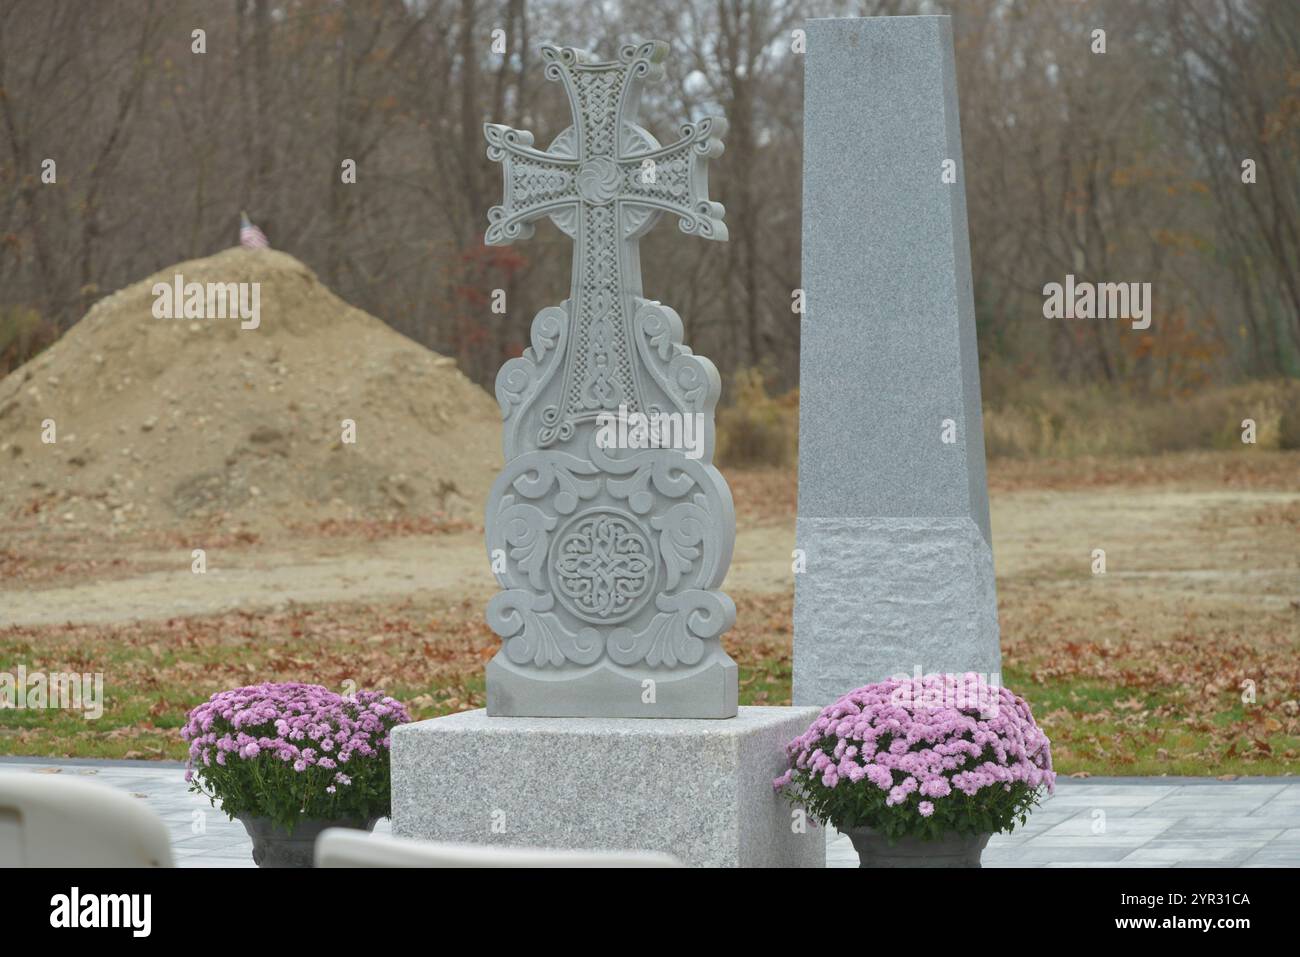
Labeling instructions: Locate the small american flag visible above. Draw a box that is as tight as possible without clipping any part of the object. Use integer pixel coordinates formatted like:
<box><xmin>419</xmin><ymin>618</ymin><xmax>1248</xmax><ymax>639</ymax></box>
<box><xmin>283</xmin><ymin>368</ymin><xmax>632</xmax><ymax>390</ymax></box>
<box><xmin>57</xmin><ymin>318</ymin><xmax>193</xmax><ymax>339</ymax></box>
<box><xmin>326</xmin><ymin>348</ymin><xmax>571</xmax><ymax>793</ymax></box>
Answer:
<box><xmin>240</xmin><ymin>211</ymin><xmax>269</xmax><ymax>249</ymax></box>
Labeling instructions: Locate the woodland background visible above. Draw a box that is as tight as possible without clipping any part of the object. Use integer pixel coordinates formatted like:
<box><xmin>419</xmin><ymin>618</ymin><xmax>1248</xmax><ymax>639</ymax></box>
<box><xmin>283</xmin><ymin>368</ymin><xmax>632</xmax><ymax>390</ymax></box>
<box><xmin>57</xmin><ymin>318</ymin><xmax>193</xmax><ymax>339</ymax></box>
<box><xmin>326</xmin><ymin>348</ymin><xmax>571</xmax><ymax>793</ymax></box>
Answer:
<box><xmin>2</xmin><ymin>0</ymin><xmax>1298</xmax><ymax>423</ymax></box>
<box><xmin>2</xmin><ymin>1</ymin><xmax>1299</xmax><ymax>773</ymax></box>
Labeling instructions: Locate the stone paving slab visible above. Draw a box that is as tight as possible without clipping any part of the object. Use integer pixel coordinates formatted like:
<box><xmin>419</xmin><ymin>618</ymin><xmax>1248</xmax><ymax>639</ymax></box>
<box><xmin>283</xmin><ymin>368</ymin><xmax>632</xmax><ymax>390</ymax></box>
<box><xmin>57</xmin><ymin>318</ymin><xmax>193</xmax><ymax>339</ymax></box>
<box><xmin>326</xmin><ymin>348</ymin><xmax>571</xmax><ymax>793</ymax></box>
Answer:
<box><xmin>1</xmin><ymin>759</ymin><xmax>1297</xmax><ymax>867</ymax></box>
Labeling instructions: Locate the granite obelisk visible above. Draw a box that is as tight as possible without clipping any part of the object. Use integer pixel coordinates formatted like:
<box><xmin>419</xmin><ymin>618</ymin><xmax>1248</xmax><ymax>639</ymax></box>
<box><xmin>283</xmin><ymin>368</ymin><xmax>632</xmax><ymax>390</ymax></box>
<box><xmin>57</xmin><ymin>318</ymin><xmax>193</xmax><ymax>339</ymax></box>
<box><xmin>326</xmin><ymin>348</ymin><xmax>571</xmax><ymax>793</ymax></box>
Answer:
<box><xmin>793</xmin><ymin>15</ymin><xmax>1001</xmax><ymax>707</ymax></box>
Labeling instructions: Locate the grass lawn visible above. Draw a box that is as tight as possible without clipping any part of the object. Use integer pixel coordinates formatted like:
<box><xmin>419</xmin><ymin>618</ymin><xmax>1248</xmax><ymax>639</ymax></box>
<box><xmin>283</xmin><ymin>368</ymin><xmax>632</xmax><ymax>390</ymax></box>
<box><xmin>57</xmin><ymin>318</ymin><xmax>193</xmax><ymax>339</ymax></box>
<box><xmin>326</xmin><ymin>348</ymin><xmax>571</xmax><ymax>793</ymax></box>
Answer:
<box><xmin>2</xmin><ymin>450</ymin><xmax>1298</xmax><ymax>775</ymax></box>
<box><xmin>2</xmin><ymin>588</ymin><xmax>1297</xmax><ymax>775</ymax></box>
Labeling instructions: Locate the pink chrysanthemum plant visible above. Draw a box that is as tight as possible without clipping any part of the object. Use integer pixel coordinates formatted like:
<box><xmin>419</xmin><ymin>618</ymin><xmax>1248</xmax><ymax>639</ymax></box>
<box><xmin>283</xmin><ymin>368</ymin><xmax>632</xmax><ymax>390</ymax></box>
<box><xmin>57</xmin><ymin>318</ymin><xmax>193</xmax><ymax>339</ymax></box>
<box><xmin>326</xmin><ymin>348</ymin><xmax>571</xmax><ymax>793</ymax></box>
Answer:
<box><xmin>182</xmin><ymin>682</ymin><xmax>411</xmax><ymax>833</ymax></box>
<box><xmin>775</xmin><ymin>674</ymin><xmax>1055</xmax><ymax>842</ymax></box>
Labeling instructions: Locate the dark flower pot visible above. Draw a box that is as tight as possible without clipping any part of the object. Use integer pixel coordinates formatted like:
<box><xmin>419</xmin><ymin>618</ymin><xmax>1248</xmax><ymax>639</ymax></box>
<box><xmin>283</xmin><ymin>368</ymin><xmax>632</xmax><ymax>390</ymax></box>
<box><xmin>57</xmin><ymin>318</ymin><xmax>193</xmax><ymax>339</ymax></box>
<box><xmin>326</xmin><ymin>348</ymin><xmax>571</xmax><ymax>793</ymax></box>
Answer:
<box><xmin>844</xmin><ymin>827</ymin><xmax>990</xmax><ymax>868</ymax></box>
<box><xmin>238</xmin><ymin>815</ymin><xmax>377</xmax><ymax>868</ymax></box>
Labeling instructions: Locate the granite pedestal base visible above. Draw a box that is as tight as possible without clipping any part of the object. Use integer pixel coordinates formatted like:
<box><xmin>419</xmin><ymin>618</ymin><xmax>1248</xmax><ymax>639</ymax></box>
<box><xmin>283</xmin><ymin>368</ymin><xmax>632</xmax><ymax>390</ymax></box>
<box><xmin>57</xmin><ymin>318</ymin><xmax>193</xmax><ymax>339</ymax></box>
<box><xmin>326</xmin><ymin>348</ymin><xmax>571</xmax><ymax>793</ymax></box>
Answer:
<box><xmin>390</xmin><ymin>706</ymin><xmax>824</xmax><ymax>867</ymax></box>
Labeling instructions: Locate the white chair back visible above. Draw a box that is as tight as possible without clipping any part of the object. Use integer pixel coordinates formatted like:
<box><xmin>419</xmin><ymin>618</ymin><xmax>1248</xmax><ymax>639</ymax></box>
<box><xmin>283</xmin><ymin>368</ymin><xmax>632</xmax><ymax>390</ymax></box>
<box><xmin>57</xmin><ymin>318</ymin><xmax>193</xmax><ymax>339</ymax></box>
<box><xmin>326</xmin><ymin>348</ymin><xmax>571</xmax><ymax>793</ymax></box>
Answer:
<box><xmin>0</xmin><ymin>772</ymin><xmax>174</xmax><ymax>867</ymax></box>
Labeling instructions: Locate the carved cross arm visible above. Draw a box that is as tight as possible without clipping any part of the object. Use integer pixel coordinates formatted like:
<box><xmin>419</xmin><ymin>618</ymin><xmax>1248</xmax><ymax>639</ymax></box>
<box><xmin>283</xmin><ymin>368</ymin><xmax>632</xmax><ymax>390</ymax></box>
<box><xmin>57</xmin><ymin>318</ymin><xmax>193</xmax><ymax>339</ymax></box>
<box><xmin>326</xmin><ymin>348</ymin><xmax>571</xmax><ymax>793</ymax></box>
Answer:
<box><xmin>484</xmin><ymin>123</ymin><xmax>580</xmax><ymax>246</ymax></box>
<box><xmin>619</xmin><ymin>116</ymin><xmax>729</xmax><ymax>241</ymax></box>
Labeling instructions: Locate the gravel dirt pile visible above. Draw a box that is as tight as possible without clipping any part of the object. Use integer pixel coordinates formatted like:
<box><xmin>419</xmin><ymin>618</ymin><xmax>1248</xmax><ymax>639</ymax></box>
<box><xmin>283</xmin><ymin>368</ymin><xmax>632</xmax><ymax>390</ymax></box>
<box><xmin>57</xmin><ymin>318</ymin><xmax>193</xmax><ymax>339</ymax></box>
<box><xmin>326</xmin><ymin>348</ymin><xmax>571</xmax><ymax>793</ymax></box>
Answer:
<box><xmin>0</xmin><ymin>248</ymin><xmax>501</xmax><ymax>532</ymax></box>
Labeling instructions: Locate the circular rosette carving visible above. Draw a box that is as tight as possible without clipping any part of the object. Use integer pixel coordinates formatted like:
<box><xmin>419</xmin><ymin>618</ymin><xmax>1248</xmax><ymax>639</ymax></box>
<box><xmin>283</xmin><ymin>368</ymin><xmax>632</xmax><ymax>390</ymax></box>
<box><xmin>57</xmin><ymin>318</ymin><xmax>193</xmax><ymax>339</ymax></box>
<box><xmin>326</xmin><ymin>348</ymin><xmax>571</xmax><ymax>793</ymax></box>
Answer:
<box><xmin>549</xmin><ymin>508</ymin><xmax>658</xmax><ymax>623</ymax></box>
<box><xmin>575</xmin><ymin>156</ymin><xmax>620</xmax><ymax>205</ymax></box>
<box><xmin>486</xmin><ymin>442</ymin><xmax>736</xmax><ymax>671</ymax></box>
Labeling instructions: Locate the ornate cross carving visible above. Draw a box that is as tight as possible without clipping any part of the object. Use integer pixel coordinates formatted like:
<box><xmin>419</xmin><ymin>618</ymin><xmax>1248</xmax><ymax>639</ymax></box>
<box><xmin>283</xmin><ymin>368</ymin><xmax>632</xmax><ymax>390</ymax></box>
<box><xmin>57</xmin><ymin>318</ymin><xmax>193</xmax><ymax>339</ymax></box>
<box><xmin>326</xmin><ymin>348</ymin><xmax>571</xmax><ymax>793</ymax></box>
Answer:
<box><xmin>486</xmin><ymin>41</ymin><xmax>727</xmax><ymax>445</ymax></box>
<box><xmin>481</xmin><ymin>40</ymin><xmax>739</xmax><ymax>718</ymax></box>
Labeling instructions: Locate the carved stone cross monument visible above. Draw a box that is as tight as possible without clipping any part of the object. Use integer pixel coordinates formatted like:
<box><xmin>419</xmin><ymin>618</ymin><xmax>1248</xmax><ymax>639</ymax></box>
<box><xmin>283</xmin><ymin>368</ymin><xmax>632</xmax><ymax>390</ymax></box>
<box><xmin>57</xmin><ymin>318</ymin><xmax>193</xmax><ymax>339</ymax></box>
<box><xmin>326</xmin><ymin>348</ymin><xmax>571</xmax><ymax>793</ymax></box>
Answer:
<box><xmin>391</xmin><ymin>37</ymin><xmax>820</xmax><ymax>866</ymax></box>
<box><xmin>481</xmin><ymin>41</ymin><xmax>738</xmax><ymax>718</ymax></box>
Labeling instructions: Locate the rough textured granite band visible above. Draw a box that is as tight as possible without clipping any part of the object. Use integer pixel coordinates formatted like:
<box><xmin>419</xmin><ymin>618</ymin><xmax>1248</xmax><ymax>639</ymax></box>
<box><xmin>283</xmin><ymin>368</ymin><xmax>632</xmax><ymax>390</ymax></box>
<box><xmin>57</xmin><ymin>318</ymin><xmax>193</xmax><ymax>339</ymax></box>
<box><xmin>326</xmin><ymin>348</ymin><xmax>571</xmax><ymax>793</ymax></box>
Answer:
<box><xmin>793</xmin><ymin>518</ymin><xmax>999</xmax><ymax>705</ymax></box>
<box><xmin>794</xmin><ymin>16</ymin><xmax>1000</xmax><ymax>707</ymax></box>
<box><xmin>390</xmin><ymin>707</ymin><xmax>825</xmax><ymax>867</ymax></box>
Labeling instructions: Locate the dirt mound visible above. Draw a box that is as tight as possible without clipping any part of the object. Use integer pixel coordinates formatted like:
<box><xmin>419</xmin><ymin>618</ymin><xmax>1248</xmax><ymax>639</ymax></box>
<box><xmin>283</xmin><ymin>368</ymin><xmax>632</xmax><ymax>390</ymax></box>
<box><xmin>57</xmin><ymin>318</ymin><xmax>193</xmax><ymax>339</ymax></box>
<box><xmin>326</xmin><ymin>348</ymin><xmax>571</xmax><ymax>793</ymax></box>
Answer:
<box><xmin>0</xmin><ymin>248</ymin><xmax>501</xmax><ymax>531</ymax></box>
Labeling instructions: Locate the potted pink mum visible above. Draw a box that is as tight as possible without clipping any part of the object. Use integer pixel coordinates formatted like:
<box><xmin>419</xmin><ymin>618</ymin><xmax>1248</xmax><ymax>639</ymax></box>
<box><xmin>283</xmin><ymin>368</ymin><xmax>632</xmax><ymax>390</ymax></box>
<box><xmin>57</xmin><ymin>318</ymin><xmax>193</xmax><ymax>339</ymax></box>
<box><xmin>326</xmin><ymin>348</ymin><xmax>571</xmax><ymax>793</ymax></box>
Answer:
<box><xmin>775</xmin><ymin>674</ymin><xmax>1054</xmax><ymax>867</ymax></box>
<box><xmin>182</xmin><ymin>682</ymin><xmax>410</xmax><ymax>867</ymax></box>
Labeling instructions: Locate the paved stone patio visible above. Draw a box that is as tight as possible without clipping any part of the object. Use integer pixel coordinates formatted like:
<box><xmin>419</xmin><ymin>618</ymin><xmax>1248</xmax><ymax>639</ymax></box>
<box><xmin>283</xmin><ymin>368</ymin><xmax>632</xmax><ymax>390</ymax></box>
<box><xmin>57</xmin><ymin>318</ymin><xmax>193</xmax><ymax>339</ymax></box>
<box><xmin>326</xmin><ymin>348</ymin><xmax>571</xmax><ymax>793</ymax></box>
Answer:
<box><xmin>2</xmin><ymin>757</ymin><xmax>1296</xmax><ymax>867</ymax></box>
